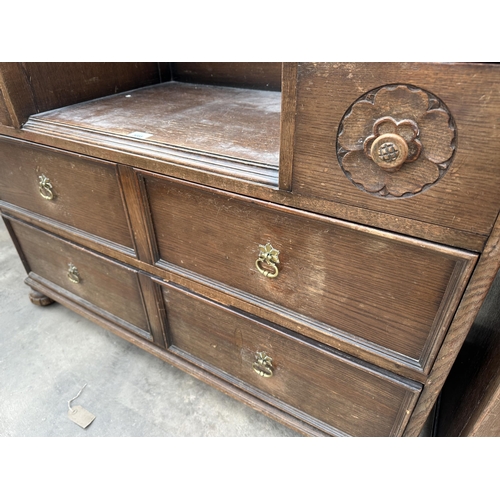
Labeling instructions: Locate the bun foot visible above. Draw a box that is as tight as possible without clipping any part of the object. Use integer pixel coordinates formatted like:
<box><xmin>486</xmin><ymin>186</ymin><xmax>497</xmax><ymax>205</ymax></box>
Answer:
<box><xmin>29</xmin><ymin>288</ymin><xmax>54</xmax><ymax>307</ymax></box>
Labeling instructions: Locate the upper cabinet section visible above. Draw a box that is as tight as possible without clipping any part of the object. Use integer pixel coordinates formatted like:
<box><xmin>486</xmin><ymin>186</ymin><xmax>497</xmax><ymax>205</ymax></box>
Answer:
<box><xmin>1</xmin><ymin>62</ymin><xmax>283</xmax><ymax>188</ymax></box>
<box><xmin>26</xmin><ymin>79</ymin><xmax>282</xmax><ymax>187</ymax></box>
<box><xmin>288</xmin><ymin>63</ymin><xmax>500</xmax><ymax>246</ymax></box>
<box><xmin>0</xmin><ymin>62</ymin><xmax>168</xmax><ymax>127</ymax></box>
<box><xmin>2</xmin><ymin>62</ymin><xmax>500</xmax><ymax>251</ymax></box>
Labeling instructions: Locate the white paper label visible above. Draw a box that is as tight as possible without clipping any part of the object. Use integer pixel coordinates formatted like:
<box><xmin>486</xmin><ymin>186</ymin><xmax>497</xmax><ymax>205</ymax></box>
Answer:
<box><xmin>68</xmin><ymin>405</ymin><xmax>96</xmax><ymax>429</ymax></box>
<box><xmin>128</xmin><ymin>131</ymin><xmax>153</xmax><ymax>139</ymax></box>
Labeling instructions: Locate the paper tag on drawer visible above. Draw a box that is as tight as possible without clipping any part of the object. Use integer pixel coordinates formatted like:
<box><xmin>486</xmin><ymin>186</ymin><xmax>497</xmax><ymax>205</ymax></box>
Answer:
<box><xmin>68</xmin><ymin>405</ymin><xmax>95</xmax><ymax>429</ymax></box>
<box><xmin>128</xmin><ymin>131</ymin><xmax>153</xmax><ymax>139</ymax></box>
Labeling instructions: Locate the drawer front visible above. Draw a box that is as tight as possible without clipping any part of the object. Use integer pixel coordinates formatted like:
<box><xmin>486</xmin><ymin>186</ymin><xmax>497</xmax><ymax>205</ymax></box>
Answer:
<box><xmin>290</xmin><ymin>63</ymin><xmax>500</xmax><ymax>242</ymax></box>
<box><xmin>162</xmin><ymin>283</ymin><xmax>421</xmax><ymax>437</ymax></box>
<box><xmin>0</xmin><ymin>137</ymin><xmax>134</xmax><ymax>251</ymax></box>
<box><xmin>9</xmin><ymin>218</ymin><xmax>150</xmax><ymax>337</ymax></box>
<box><xmin>145</xmin><ymin>175</ymin><xmax>477</xmax><ymax>371</ymax></box>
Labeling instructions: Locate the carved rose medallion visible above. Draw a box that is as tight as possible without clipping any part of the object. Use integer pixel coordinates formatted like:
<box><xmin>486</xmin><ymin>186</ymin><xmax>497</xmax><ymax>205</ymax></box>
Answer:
<box><xmin>336</xmin><ymin>85</ymin><xmax>456</xmax><ymax>198</ymax></box>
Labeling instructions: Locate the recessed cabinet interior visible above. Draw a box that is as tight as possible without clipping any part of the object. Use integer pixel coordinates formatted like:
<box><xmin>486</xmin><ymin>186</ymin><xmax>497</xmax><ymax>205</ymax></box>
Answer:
<box><xmin>1</xmin><ymin>62</ymin><xmax>500</xmax><ymax>436</ymax></box>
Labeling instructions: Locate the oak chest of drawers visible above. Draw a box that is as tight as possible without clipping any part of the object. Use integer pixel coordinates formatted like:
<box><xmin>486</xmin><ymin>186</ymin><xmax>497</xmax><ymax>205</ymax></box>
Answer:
<box><xmin>1</xmin><ymin>62</ymin><xmax>500</xmax><ymax>436</ymax></box>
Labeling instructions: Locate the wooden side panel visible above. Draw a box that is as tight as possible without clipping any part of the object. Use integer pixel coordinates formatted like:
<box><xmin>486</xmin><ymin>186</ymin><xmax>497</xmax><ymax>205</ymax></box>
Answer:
<box><xmin>279</xmin><ymin>63</ymin><xmax>298</xmax><ymax>191</ymax></box>
<box><xmin>171</xmin><ymin>63</ymin><xmax>282</xmax><ymax>91</ymax></box>
<box><xmin>23</xmin><ymin>62</ymin><xmax>163</xmax><ymax>114</ymax></box>
<box><xmin>0</xmin><ymin>86</ymin><xmax>13</xmax><ymax>127</ymax></box>
<box><xmin>437</xmin><ymin>269</ymin><xmax>500</xmax><ymax>436</ymax></box>
<box><xmin>9</xmin><ymin>218</ymin><xmax>150</xmax><ymax>335</ymax></box>
<box><xmin>162</xmin><ymin>282</ymin><xmax>421</xmax><ymax>437</ymax></box>
<box><xmin>465</xmin><ymin>386</ymin><xmax>500</xmax><ymax>436</ymax></box>
<box><xmin>291</xmin><ymin>63</ymin><xmax>500</xmax><ymax>239</ymax></box>
<box><xmin>0</xmin><ymin>137</ymin><xmax>134</xmax><ymax>251</ymax></box>
<box><xmin>404</xmin><ymin>213</ymin><xmax>500</xmax><ymax>436</ymax></box>
<box><xmin>0</xmin><ymin>63</ymin><xmax>37</xmax><ymax>127</ymax></box>
<box><xmin>144</xmin><ymin>175</ymin><xmax>477</xmax><ymax>371</ymax></box>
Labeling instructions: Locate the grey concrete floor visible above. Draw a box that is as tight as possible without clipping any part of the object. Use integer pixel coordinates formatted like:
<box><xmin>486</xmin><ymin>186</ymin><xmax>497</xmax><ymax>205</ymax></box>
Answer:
<box><xmin>0</xmin><ymin>219</ymin><xmax>299</xmax><ymax>437</ymax></box>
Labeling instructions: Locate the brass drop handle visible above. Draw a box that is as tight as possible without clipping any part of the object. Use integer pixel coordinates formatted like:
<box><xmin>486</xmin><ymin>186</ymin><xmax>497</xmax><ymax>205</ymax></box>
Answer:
<box><xmin>252</xmin><ymin>352</ymin><xmax>274</xmax><ymax>378</ymax></box>
<box><xmin>255</xmin><ymin>243</ymin><xmax>280</xmax><ymax>279</ymax></box>
<box><xmin>67</xmin><ymin>264</ymin><xmax>80</xmax><ymax>284</ymax></box>
<box><xmin>38</xmin><ymin>174</ymin><xmax>54</xmax><ymax>200</ymax></box>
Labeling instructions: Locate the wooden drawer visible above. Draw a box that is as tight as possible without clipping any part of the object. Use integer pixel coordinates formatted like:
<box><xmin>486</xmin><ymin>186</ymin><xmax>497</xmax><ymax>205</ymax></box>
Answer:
<box><xmin>144</xmin><ymin>175</ymin><xmax>477</xmax><ymax>375</ymax></box>
<box><xmin>161</xmin><ymin>282</ymin><xmax>422</xmax><ymax>436</ymax></box>
<box><xmin>289</xmin><ymin>63</ymin><xmax>500</xmax><ymax>245</ymax></box>
<box><xmin>0</xmin><ymin>136</ymin><xmax>134</xmax><ymax>252</ymax></box>
<box><xmin>8</xmin><ymin>218</ymin><xmax>151</xmax><ymax>340</ymax></box>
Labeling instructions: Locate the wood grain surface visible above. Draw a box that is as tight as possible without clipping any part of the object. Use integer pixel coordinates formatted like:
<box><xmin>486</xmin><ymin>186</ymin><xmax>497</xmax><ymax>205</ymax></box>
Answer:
<box><xmin>171</xmin><ymin>62</ymin><xmax>282</xmax><ymax>91</ymax></box>
<box><xmin>0</xmin><ymin>62</ymin><xmax>165</xmax><ymax>128</ymax></box>
<box><xmin>0</xmin><ymin>86</ymin><xmax>12</xmax><ymax>127</ymax></box>
<box><xmin>279</xmin><ymin>63</ymin><xmax>298</xmax><ymax>191</ymax></box>
<box><xmin>162</xmin><ymin>282</ymin><xmax>421</xmax><ymax>437</ymax></box>
<box><xmin>0</xmin><ymin>63</ymin><xmax>37</xmax><ymax>127</ymax></box>
<box><xmin>21</xmin><ymin>62</ymin><xmax>164</xmax><ymax>115</ymax></box>
<box><xmin>404</xmin><ymin>212</ymin><xmax>500</xmax><ymax>436</ymax></box>
<box><xmin>9</xmin><ymin>218</ymin><xmax>150</xmax><ymax>335</ymax></box>
<box><xmin>23</xmin><ymin>273</ymin><xmax>331</xmax><ymax>437</ymax></box>
<box><xmin>291</xmin><ymin>63</ymin><xmax>500</xmax><ymax>238</ymax></box>
<box><xmin>144</xmin><ymin>174</ymin><xmax>477</xmax><ymax>373</ymax></box>
<box><xmin>0</xmin><ymin>136</ymin><xmax>134</xmax><ymax>250</ymax></box>
<box><xmin>437</xmin><ymin>268</ymin><xmax>500</xmax><ymax>436</ymax></box>
<box><xmin>1</xmin><ymin>62</ymin><xmax>499</xmax><ymax>437</ymax></box>
<box><xmin>31</xmin><ymin>82</ymin><xmax>281</xmax><ymax>168</ymax></box>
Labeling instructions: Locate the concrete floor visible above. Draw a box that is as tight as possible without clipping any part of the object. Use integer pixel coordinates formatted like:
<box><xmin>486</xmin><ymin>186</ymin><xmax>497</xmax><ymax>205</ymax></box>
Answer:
<box><xmin>0</xmin><ymin>219</ymin><xmax>299</xmax><ymax>437</ymax></box>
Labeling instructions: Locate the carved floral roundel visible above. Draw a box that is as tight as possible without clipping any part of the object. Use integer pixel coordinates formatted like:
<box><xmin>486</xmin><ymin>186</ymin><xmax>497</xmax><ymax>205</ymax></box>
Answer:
<box><xmin>336</xmin><ymin>84</ymin><xmax>457</xmax><ymax>198</ymax></box>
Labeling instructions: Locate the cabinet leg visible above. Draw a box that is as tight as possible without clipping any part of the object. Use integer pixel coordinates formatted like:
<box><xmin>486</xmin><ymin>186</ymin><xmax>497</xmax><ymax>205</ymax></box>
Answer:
<box><xmin>29</xmin><ymin>288</ymin><xmax>54</xmax><ymax>307</ymax></box>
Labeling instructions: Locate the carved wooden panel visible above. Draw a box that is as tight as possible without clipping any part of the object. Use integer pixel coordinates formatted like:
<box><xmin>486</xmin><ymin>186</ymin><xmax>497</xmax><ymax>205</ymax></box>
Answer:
<box><xmin>290</xmin><ymin>63</ymin><xmax>500</xmax><ymax>242</ymax></box>
<box><xmin>337</xmin><ymin>85</ymin><xmax>456</xmax><ymax>198</ymax></box>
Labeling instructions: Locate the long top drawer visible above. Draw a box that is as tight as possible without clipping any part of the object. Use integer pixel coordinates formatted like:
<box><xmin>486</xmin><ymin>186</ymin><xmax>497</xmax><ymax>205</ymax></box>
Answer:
<box><xmin>144</xmin><ymin>175</ymin><xmax>477</xmax><ymax>376</ymax></box>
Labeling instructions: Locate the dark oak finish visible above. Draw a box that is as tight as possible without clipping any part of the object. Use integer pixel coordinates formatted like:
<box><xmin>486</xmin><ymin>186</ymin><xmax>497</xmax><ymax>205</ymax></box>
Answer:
<box><xmin>278</xmin><ymin>63</ymin><xmax>298</xmax><ymax>191</ymax></box>
<box><xmin>1</xmin><ymin>62</ymin><xmax>500</xmax><ymax>436</ymax></box>
<box><xmin>117</xmin><ymin>164</ymin><xmax>159</xmax><ymax>264</ymax></box>
<box><xmin>162</xmin><ymin>282</ymin><xmax>421</xmax><ymax>437</ymax></box>
<box><xmin>0</xmin><ymin>195</ymin><xmax>427</xmax><ymax>381</ymax></box>
<box><xmin>137</xmin><ymin>273</ymin><xmax>168</xmax><ymax>348</ymax></box>
<box><xmin>28</xmin><ymin>287</ymin><xmax>54</xmax><ymax>306</ymax></box>
<box><xmin>291</xmin><ymin>63</ymin><xmax>500</xmax><ymax>240</ymax></box>
<box><xmin>0</xmin><ymin>63</ymin><xmax>36</xmax><ymax>128</ymax></box>
<box><xmin>10</xmin><ymin>121</ymin><xmax>487</xmax><ymax>251</ymax></box>
<box><xmin>28</xmin><ymin>82</ymin><xmax>281</xmax><ymax>170</ymax></box>
<box><xmin>22</xmin><ymin>272</ymin><xmax>330</xmax><ymax>437</ymax></box>
<box><xmin>437</xmin><ymin>267</ymin><xmax>500</xmax><ymax>436</ymax></box>
<box><xmin>0</xmin><ymin>63</ymin><xmax>166</xmax><ymax>128</ymax></box>
<box><xmin>404</xmin><ymin>212</ymin><xmax>500</xmax><ymax>436</ymax></box>
<box><xmin>8</xmin><ymin>217</ymin><xmax>151</xmax><ymax>339</ymax></box>
<box><xmin>0</xmin><ymin>136</ymin><xmax>134</xmax><ymax>252</ymax></box>
<box><xmin>0</xmin><ymin>86</ymin><xmax>12</xmax><ymax>127</ymax></box>
<box><xmin>171</xmin><ymin>62</ymin><xmax>282</xmax><ymax>91</ymax></box>
<box><xmin>7</xmin><ymin>68</ymin><xmax>486</xmax><ymax>251</ymax></box>
<box><xmin>23</xmin><ymin>63</ymin><xmax>165</xmax><ymax>114</ymax></box>
<box><xmin>144</xmin><ymin>174</ymin><xmax>476</xmax><ymax>374</ymax></box>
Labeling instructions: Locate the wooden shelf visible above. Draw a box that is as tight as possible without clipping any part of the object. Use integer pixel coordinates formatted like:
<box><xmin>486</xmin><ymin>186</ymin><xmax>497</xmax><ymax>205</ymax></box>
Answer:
<box><xmin>23</xmin><ymin>82</ymin><xmax>281</xmax><ymax>186</ymax></box>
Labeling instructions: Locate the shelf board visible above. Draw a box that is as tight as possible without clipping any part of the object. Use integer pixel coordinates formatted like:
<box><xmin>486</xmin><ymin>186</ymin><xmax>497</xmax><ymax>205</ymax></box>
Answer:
<box><xmin>24</xmin><ymin>82</ymin><xmax>281</xmax><ymax>187</ymax></box>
